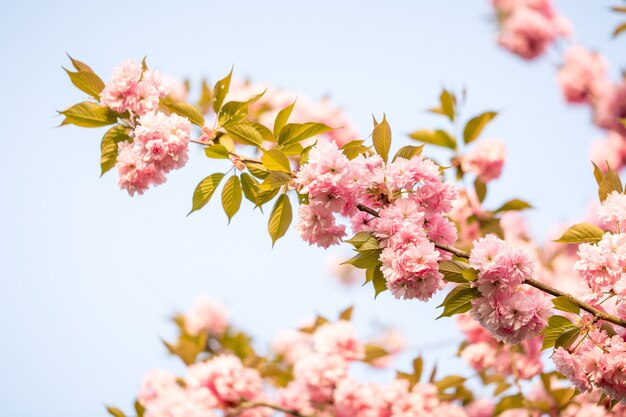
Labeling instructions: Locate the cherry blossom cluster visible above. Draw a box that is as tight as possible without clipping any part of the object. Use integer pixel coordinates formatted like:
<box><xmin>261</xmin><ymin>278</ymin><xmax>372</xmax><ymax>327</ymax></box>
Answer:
<box><xmin>553</xmin><ymin>327</ymin><xmax>626</xmax><ymax>404</ymax></box>
<box><xmin>459</xmin><ymin>138</ymin><xmax>506</xmax><ymax>183</ymax></box>
<box><xmin>492</xmin><ymin>0</ymin><xmax>571</xmax><ymax>60</ymax></box>
<box><xmin>456</xmin><ymin>313</ymin><xmax>543</xmax><ymax>380</ymax></box>
<box><xmin>126</xmin><ymin>298</ymin><xmax>478</xmax><ymax>417</ymax></box>
<box><xmin>138</xmin><ymin>355</ymin><xmax>270</xmax><ymax>417</ymax></box>
<box><xmin>115</xmin><ymin>111</ymin><xmax>191</xmax><ymax>195</ymax></box>
<box><xmin>469</xmin><ymin>234</ymin><xmax>552</xmax><ymax>343</ymax></box>
<box><xmin>100</xmin><ymin>60</ymin><xmax>169</xmax><ymax>117</ymax></box>
<box><xmin>575</xmin><ymin>193</ymin><xmax>626</xmax><ymax>313</ymax></box>
<box><xmin>97</xmin><ymin>60</ymin><xmax>193</xmax><ymax>195</ymax></box>
<box><xmin>295</xmin><ymin>138</ymin><xmax>458</xmax><ymax>300</ymax></box>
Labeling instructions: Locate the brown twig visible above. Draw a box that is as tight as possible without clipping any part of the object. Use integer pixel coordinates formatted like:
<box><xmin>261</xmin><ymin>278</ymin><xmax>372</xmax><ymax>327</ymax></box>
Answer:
<box><xmin>228</xmin><ymin>401</ymin><xmax>318</xmax><ymax>417</ymax></box>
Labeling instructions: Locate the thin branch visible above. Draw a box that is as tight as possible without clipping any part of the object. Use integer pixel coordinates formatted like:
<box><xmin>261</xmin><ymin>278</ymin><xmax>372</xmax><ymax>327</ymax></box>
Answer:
<box><xmin>524</xmin><ymin>277</ymin><xmax>626</xmax><ymax>327</ymax></box>
<box><xmin>354</xmin><ymin>203</ymin><xmax>626</xmax><ymax>329</ymax></box>
<box><xmin>230</xmin><ymin>401</ymin><xmax>318</xmax><ymax>417</ymax></box>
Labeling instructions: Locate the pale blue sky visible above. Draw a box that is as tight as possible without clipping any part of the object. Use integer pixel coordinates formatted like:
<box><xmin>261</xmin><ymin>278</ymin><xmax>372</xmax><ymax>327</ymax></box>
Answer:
<box><xmin>0</xmin><ymin>1</ymin><xmax>623</xmax><ymax>416</ymax></box>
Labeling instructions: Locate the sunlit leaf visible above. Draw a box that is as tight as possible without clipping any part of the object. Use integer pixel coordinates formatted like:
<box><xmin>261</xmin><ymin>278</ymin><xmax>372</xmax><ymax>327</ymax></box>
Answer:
<box><xmin>268</xmin><ymin>194</ymin><xmax>292</xmax><ymax>245</ymax></box>
<box><xmin>553</xmin><ymin>222</ymin><xmax>605</xmax><ymax>244</ymax></box>
<box><xmin>221</xmin><ymin>175</ymin><xmax>242</xmax><ymax>222</ymax></box>
<box><xmin>372</xmin><ymin>114</ymin><xmax>392</xmax><ymax>162</ymax></box>
<box><xmin>59</xmin><ymin>102</ymin><xmax>118</xmax><ymax>127</ymax></box>
<box><xmin>189</xmin><ymin>173</ymin><xmax>225</xmax><ymax>215</ymax></box>
<box><xmin>464</xmin><ymin>111</ymin><xmax>497</xmax><ymax>144</ymax></box>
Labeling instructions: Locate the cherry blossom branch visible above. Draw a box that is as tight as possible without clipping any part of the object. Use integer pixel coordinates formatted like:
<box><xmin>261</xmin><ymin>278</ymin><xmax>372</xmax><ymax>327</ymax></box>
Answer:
<box><xmin>231</xmin><ymin>400</ymin><xmax>318</xmax><ymax>417</ymax></box>
<box><xmin>524</xmin><ymin>277</ymin><xmax>626</xmax><ymax>327</ymax></box>
<box><xmin>354</xmin><ymin>204</ymin><xmax>626</xmax><ymax>329</ymax></box>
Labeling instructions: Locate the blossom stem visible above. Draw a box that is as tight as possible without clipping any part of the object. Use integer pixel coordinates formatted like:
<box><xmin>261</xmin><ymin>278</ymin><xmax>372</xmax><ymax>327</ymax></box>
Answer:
<box><xmin>233</xmin><ymin>400</ymin><xmax>318</xmax><ymax>417</ymax></box>
<box><xmin>354</xmin><ymin>203</ymin><xmax>626</xmax><ymax>329</ymax></box>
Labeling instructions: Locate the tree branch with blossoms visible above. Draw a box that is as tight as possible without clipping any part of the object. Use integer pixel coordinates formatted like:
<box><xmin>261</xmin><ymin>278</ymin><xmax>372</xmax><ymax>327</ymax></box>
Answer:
<box><xmin>58</xmin><ymin>48</ymin><xmax>626</xmax><ymax>408</ymax></box>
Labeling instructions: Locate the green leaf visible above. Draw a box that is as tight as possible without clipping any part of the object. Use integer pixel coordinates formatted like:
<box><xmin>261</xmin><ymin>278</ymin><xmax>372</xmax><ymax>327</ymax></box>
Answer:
<box><xmin>494</xmin><ymin>382</ymin><xmax>511</xmax><ymax>396</ymax></box>
<box><xmin>413</xmin><ymin>357</ymin><xmax>423</xmax><ymax>382</ymax></box>
<box><xmin>218</xmin><ymin>92</ymin><xmax>266</xmax><ymax>127</ymax></box>
<box><xmin>188</xmin><ymin>173</ymin><xmax>225</xmax><ymax>215</ymax></box>
<box><xmin>274</xmin><ymin>101</ymin><xmax>296</xmax><ymax>138</ymax></box>
<box><xmin>463</xmin><ymin>111</ymin><xmax>498</xmax><ymax>144</ymax></box>
<box><xmin>339</xmin><ymin>306</ymin><xmax>353</xmax><ymax>321</ymax></box>
<box><xmin>134</xmin><ymin>401</ymin><xmax>145</xmax><ymax>417</ymax></box>
<box><xmin>462</xmin><ymin>268</ymin><xmax>478</xmax><ymax>282</ymax></box>
<box><xmin>259</xmin><ymin>171</ymin><xmax>292</xmax><ymax>192</ymax></box>
<box><xmin>300</xmin><ymin>144</ymin><xmax>314</xmax><ymax>165</ymax></box>
<box><xmin>495</xmin><ymin>394</ymin><xmax>523</xmax><ymax>415</ymax></box>
<box><xmin>59</xmin><ymin>102</ymin><xmax>118</xmax><ymax>127</ymax></box>
<box><xmin>204</xmin><ymin>144</ymin><xmax>230</xmax><ymax>159</ymax></box>
<box><xmin>244</xmin><ymin>161</ymin><xmax>269</xmax><ymax>179</ymax></box>
<box><xmin>408</xmin><ymin>129</ymin><xmax>456</xmax><ymax>150</ymax></box>
<box><xmin>613</xmin><ymin>22</ymin><xmax>626</xmax><ymax>37</ymax></box>
<box><xmin>552</xmin><ymin>296</ymin><xmax>580</xmax><ymax>315</ymax></box>
<box><xmin>392</xmin><ymin>145</ymin><xmax>423</xmax><ymax>162</ymax></box>
<box><xmin>221</xmin><ymin>176</ymin><xmax>242</xmax><ymax>222</ymax></box>
<box><xmin>598</xmin><ymin>164</ymin><xmax>623</xmax><ymax>201</ymax></box>
<box><xmin>541</xmin><ymin>315</ymin><xmax>576</xmax><ymax>350</ymax></box>
<box><xmin>213</xmin><ymin>67</ymin><xmax>233</xmax><ymax>114</ymax></box>
<box><xmin>439</xmin><ymin>89</ymin><xmax>456</xmax><ymax>122</ymax></box>
<box><xmin>435</xmin><ymin>375</ymin><xmax>466</xmax><ymax>391</ymax></box>
<box><xmin>64</xmin><ymin>67</ymin><xmax>105</xmax><ymax>100</ymax></box>
<box><xmin>592</xmin><ymin>162</ymin><xmax>603</xmax><ymax>186</ymax></box>
<box><xmin>552</xmin><ymin>222</ymin><xmax>605</xmax><ymax>244</ymax></box>
<box><xmin>494</xmin><ymin>198</ymin><xmax>532</xmax><ymax>213</ymax></box>
<box><xmin>255</xmin><ymin>187</ymin><xmax>280</xmax><ymax>208</ymax></box>
<box><xmin>371</xmin><ymin>264</ymin><xmax>387</xmax><ymax>298</ymax></box>
<box><xmin>262</xmin><ymin>149</ymin><xmax>291</xmax><ymax>173</ymax></box>
<box><xmin>106</xmin><ymin>406</ymin><xmax>127</xmax><ymax>417</ymax></box>
<box><xmin>372</xmin><ymin>114</ymin><xmax>392</xmax><ymax>162</ymax></box>
<box><xmin>363</xmin><ymin>343</ymin><xmax>388</xmax><ymax>363</ymax></box>
<box><xmin>474</xmin><ymin>178</ymin><xmax>487</xmax><ymax>203</ymax></box>
<box><xmin>197</xmin><ymin>78</ymin><xmax>213</xmax><ymax>112</ymax></box>
<box><xmin>218</xmin><ymin>100</ymin><xmax>250</xmax><ymax>127</ymax></box>
<box><xmin>342</xmin><ymin>140</ymin><xmax>370</xmax><ymax>160</ymax></box>
<box><xmin>100</xmin><ymin>125</ymin><xmax>131</xmax><ymax>176</ymax></box>
<box><xmin>226</xmin><ymin>122</ymin><xmax>268</xmax><ymax>147</ymax></box>
<box><xmin>551</xmin><ymin>387</ymin><xmax>576</xmax><ymax>407</ymax></box>
<box><xmin>600</xmin><ymin>322</ymin><xmax>617</xmax><ymax>337</ymax></box>
<box><xmin>554</xmin><ymin>327</ymin><xmax>581</xmax><ymax>350</ymax></box>
<box><xmin>439</xmin><ymin>260</ymin><xmax>470</xmax><ymax>283</ymax></box>
<box><xmin>160</xmin><ymin>99</ymin><xmax>205</xmax><ymax>127</ymax></box>
<box><xmin>268</xmin><ymin>194</ymin><xmax>292</xmax><ymax>245</ymax></box>
<box><xmin>67</xmin><ymin>54</ymin><xmax>94</xmax><ymax>73</ymax></box>
<box><xmin>437</xmin><ymin>285</ymin><xmax>480</xmax><ymax>318</ymax></box>
<box><xmin>278</xmin><ymin>122</ymin><xmax>333</xmax><ymax>147</ymax></box>
<box><xmin>240</xmin><ymin>172</ymin><xmax>259</xmax><ymax>203</ymax></box>
<box><xmin>345</xmin><ymin>232</ymin><xmax>375</xmax><ymax>249</ymax></box>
